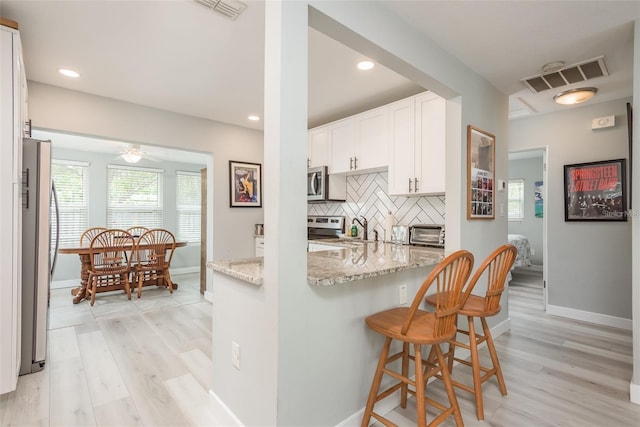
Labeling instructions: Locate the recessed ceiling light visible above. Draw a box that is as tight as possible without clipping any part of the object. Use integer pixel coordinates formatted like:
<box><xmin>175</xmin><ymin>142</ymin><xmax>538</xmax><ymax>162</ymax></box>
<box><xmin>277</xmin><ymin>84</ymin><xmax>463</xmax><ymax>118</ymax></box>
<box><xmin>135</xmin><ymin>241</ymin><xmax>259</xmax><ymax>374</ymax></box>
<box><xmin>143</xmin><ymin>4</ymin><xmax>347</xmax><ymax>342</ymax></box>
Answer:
<box><xmin>357</xmin><ymin>61</ymin><xmax>374</xmax><ymax>71</ymax></box>
<box><xmin>248</xmin><ymin>115</ymin><xmax>260</xmax><ymax>121</ymax></box>
<box><xmin>553</xmin><ymin>87</ymin><xmax>598</xmax><ymax>105</ymax></box>
<box><xmin>59</xmin><ymin>68</ymin><xmax>80</xmax><ymax>78</ymax></box>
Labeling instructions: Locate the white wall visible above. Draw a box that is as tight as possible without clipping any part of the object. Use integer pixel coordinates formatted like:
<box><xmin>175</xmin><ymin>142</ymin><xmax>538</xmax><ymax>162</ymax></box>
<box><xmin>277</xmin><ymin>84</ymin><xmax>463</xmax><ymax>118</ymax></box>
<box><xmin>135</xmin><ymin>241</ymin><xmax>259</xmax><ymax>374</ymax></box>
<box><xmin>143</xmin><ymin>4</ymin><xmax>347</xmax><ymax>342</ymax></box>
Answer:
<box><xmin>510</xmin><ymin>98</ymin><xmax>632</xmax><ymax>320</ymax></box>
<box><xmin>27</xmin><ymin>82</ymin><xmax>265</xmax><ymax>291</ymax></box>
<box><xmin>508</xmin><ymin>156</ymin><xmax>544</xmax><ymax>265</ymax></box>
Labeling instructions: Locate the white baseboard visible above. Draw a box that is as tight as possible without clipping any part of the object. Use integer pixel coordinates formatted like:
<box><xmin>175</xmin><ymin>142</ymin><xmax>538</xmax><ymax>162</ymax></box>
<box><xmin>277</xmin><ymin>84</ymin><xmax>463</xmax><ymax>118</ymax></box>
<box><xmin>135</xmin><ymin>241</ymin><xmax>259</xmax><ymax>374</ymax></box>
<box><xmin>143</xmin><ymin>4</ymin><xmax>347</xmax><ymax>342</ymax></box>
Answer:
<box><xmin>50</xmin><ymin>279</ymin><xmax>79</xmax><ymax>290</ymax></box>
<box><xmin>171</xmin><ymin>266</ymin><xmax>199</xmax><ymax>275</ymax></box>
<box><xmin>546</xmin><ymin>304</ymin><xmax>632</xmax><ymax>330</ymax></box>
<box><xmin>204</xmin><ymin>290</ymin><xmax>214</xmax><ymax>303</ymax></box>
<box><xmin>208</xmin><ymin>389</ymin><xmax>244</xmax><ymax>427</ymax></box>
<box><xmin>631</xmin><ymin>381</ymin><xmax>640</xmax><ymax>404</ymax></box>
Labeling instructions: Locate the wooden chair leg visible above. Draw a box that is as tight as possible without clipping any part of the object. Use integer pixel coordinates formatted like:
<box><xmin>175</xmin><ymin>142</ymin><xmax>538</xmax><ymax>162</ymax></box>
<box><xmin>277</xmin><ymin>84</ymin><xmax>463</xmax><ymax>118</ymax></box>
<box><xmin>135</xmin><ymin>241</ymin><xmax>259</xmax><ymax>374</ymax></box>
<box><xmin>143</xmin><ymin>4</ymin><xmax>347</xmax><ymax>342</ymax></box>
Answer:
<box><xmin>123</xmin><ymin>274</ymin><xmax>131</xmax><ymax>300</ymax></box>
<box><xmin>468</xmin><ymin>315</ymin><xmax>484</xmax><ymax>420</ymax></box>
<box><xmin>137</xmin><ymin>272</ymin><xmax>143</xmax><ymax>298</ymax></box>
<box><xmin>361</xmin><ymin>337</ymin><xmax>392</xmax><ymax>427</ymax></box>
<box><xmin>90</xmin><ymin>277</ymin><xmax>97</xmax><ymax>306</ymax></box>
<box><xmin>401</xmin><ymin>341</ymin><xmax>409</xmax><ymax>408</ymax></box>
<box><xmin>165</xmin><ymin>271</ymin><xmax>174</xmax><ymax>294</ymax></box>
<box><xmin>435</xmin><ymin>344</ymin><xmax>463</xmax><ymax>427</ymax></box>
<box><xmin>414</xmin><ymin>343</ymin><xmax>427</xmax><ymax>427</ymax></box>
<box><xmin>481</xmin><ymin>317</ymin><xmax>507</xmax><ymax>395</ymax></box>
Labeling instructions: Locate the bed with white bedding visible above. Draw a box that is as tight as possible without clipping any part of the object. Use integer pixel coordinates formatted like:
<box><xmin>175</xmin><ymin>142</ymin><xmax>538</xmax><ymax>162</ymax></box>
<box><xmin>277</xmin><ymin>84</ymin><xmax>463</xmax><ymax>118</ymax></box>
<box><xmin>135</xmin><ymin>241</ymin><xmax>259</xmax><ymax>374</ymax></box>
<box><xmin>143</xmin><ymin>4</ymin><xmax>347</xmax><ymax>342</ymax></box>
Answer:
<box><xmin>508</xmin><ymin>234</ymin><xmax>532</xmax><ymax>268</ymax></box>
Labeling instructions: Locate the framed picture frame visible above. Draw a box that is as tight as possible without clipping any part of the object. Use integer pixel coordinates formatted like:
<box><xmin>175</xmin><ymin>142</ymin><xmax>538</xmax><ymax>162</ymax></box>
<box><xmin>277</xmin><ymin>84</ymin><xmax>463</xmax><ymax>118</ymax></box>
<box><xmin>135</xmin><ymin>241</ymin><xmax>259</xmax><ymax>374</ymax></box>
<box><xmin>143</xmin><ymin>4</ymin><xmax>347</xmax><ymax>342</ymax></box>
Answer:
<box><xmin>564</xmin><ymin>158</ymin><xmax>627</xmax><ymax>221</ymax></box>
<box><xmin>229</xmin><ymin>160</ymin><xmax>262</xmax><ymax>208</ymax></box>
<box><xmin>467</xmin><ymin>125</ymin><xmax>495</xmax><ymax>220</ymax></box>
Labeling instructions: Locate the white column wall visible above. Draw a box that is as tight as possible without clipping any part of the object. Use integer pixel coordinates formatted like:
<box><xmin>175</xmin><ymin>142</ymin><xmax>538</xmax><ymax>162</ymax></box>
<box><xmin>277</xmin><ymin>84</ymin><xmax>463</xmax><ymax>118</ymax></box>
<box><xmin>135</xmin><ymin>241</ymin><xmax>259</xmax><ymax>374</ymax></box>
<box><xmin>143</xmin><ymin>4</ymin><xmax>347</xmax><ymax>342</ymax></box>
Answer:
<box><xmin>630</xmin><ymin>18</ymin><xmax>640</xmax><ymax>405</ymax></box>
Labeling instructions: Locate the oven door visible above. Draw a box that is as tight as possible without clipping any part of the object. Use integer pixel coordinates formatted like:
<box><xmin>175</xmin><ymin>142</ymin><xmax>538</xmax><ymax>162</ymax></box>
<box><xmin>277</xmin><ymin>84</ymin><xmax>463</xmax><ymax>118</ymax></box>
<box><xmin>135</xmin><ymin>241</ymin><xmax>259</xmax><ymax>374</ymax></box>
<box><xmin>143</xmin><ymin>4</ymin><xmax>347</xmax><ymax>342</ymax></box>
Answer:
<box><xmin>307</xmin><ymin>166</ymin><xmax>326</xmax><ymax>201</ymax></box>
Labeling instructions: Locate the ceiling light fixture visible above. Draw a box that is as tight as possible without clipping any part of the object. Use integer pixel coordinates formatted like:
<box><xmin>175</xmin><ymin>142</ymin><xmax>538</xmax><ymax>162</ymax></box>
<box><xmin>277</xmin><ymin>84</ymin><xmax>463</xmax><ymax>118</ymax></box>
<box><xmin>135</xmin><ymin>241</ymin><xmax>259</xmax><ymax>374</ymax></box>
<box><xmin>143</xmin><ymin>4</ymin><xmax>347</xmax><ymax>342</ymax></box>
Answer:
<box><xmin>59</xmin><ymin>68</ymin><xmax>80</xmax><ymax>78</ymax></box>
<box><xmin>248</xmin><ymin>115</ymin><xmax>260</xmax><ymax>121</ymax></box>
<box><xmin>121</xmin><ymin>145</ymin><xmax>145</xmax><ymax>164</ymax></box>
<box><xmin>357</xmin><ymin>61</ymin><xmax>374</xmax><ymax>71</ymax></box>
<box><xmin>553</xmin><ymin>87</ymin><xmax>598</xmax><ymax>105</ymax></box>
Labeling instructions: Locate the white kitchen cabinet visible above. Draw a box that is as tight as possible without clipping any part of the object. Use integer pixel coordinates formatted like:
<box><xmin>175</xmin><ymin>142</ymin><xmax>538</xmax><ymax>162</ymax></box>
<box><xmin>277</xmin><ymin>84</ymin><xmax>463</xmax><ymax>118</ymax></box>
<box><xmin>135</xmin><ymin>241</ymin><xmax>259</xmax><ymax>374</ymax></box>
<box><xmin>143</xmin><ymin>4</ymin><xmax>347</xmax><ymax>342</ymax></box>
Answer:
<box><xmin>255</xmin><ymin>236</ymin><xmax>264</xmax><ymax>257</ymax></box>
<box><xmin>307</xmin><ymin>126</ymin><xmax>330</xmax><ymax>168</ymax></box>
<box><xmin>328</xmin><ymin>105</ymin><xmax>389</xmax><ymax>174</ymax></box>
<box><xmin>0</xmin><ymin>19</ymin><xmax>26</xmax><ymax>395</ymax></box>
<box><xmin>388</xmin><ymin>92</ymin><xmax>446</xmax><ymax>196</ymax></box>
<box><xmin>328</xmin><ymin>118</ymin><xmax>357</xmax><ymax>174</ymax></box>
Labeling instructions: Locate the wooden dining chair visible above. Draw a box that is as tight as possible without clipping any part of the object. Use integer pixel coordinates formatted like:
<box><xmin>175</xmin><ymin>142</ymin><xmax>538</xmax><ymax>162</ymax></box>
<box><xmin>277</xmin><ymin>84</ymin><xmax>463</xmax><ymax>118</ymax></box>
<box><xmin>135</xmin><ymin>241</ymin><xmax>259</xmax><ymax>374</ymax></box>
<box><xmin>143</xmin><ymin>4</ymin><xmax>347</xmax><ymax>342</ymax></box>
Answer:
<box><xmin>86</xmin><ymin>229</ymin><xmax>135</xmax><ymax>306</ymax></box>
<box><xmin>126</xmin><ymin>226</ymin><xmax>149</xmax><ymax>239</ymax></box>
<box><xmin>80</xmin><ymin>226</ymin><xmax>107</xmax><ymax>246</ymax></box>
<box><xmin>134</xmin><ymin>228</ymin><xmax>176</xmax><ymax>298</ymax></box>
<box><xmin>361</xmin><ymin>250</ymin><xmax>474</xmax><ymax>427</ymax></box>
<box><xmin>425</xmin><ymin>244</ymin><xmax>517</xmax><ymax>420</ymax></box>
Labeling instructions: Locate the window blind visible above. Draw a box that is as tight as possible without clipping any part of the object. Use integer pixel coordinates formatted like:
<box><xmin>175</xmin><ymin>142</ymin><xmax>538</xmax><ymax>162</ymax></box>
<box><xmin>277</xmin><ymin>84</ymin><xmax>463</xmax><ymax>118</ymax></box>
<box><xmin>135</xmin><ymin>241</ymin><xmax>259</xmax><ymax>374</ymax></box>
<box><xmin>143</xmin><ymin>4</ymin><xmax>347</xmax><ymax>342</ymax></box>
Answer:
<box><xmin>176</xmin><ymin>171</ymin><xmax>201</xmax><ymax>242</ymax></box>
<box><xmin>107</xmin><ymin>165</ymin><xmax>164</xmax><ymax>229</ymax></box>
<box><xmin>508</xmin><ymin>179</ymin><xmax>525</xmax><ymax>220</ymax></box>
<box><xmin>51</xmin><ymin>160</ymin><xmax>89</xmax><ymax>247</ymax></box>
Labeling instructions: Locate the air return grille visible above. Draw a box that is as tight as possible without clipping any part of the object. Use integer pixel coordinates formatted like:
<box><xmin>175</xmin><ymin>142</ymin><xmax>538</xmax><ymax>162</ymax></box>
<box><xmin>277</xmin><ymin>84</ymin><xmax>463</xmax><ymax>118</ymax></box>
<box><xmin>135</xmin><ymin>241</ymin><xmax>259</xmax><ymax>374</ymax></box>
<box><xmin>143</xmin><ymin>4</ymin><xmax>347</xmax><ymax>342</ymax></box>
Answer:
<box><xmin>193</xmin><ymin>0</ymin><xmax>247</xmax><ymax>20</ymax></box>
<box><xmin>521</xmin><ymin>56</ymin><xmax>608</xmax><ymax>93</ymax></box>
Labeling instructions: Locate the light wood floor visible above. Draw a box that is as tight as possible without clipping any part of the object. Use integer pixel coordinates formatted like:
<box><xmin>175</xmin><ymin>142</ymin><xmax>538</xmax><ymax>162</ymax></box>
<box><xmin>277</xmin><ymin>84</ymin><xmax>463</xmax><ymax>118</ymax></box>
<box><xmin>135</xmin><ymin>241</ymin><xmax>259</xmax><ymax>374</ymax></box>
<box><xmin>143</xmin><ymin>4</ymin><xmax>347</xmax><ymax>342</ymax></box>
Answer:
<box><xmin>0</xmin><ymin>272</ymin><xmax>220</xmax><ymax>426</ymax></box>
<box><xmin>2</xmin><ymin>269</ymin><xmax>640</xmax><ymax>426</ymax></box>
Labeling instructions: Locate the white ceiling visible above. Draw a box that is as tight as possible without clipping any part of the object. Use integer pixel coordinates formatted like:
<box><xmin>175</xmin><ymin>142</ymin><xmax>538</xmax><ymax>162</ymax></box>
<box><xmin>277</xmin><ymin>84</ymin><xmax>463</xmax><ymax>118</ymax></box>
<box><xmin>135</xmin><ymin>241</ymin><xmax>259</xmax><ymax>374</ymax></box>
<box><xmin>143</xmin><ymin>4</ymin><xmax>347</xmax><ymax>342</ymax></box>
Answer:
<box><xmin>3</xmin><ymin>0</ymin><xmax>640</xmax><ymax>159</ymax></box>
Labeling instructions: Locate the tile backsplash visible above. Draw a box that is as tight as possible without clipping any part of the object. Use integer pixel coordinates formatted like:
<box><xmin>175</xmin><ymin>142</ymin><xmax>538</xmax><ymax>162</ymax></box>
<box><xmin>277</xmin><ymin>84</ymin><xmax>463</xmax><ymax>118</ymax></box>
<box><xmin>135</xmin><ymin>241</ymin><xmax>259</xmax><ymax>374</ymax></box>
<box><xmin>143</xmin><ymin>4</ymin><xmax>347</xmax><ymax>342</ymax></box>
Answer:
<box><xmin>308</xmin><ymin>172</ymin><xmax>445</xmax><ymax>239</ymax></box>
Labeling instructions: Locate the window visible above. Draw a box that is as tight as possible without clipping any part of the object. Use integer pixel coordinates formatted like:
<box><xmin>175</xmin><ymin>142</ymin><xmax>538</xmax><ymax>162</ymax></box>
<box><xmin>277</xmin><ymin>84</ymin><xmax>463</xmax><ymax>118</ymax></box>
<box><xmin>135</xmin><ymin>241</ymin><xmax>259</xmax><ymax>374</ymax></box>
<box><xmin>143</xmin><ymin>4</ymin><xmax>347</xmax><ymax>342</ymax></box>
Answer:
<box><xmin>176</xmin><ymin>171</ymin><xmax>201</xmax><ymax>242</ymax></box>
<box><xmin>107</xmin><ymin>165</ymin><xmax>164</xmax><ymax>229</ymax></box>
<box><xmin>51</xmin><ymin>160</ymin><xmax>89</xmax><ymax>247</ymax></box>
<box><xmin>508</xmin><ymin>179</ymin><xmax>525</xmax><ymax>220</ymax></box>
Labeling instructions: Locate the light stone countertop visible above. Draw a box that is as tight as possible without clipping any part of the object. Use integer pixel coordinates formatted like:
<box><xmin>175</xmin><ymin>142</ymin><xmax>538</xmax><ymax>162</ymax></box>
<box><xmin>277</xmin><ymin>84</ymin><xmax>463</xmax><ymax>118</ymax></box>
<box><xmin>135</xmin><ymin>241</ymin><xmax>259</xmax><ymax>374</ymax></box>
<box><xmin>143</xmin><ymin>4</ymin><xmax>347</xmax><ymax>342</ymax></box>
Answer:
<box><xmin>207</xmin><ymin>241</ymin><xmax>444</xmax><ymax>287</ymax></box>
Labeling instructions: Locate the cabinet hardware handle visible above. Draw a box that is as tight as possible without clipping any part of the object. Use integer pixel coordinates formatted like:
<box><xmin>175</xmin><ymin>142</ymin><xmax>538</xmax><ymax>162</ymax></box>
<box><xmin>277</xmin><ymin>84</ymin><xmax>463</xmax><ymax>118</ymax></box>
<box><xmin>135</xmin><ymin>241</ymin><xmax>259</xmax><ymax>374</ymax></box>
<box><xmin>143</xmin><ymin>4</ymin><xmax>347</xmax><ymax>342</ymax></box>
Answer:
<box><xmin>307</xmin><ymin>158</ymin><xmax>310</xmax><ymax>168</ymax></box>
<box><xmin>408</xmin><ymin>178</ymin><xmax>413</xmax><ymax>192</ymax></box>
<box><xmin>349</xmin><ymin>157</ymin><xmax>353</xmax><ymax>170</ymax></box>
<box><xmin>414</xmin><ymin>178</ymin><xmax>418</xmax><ymax>191</ymax></box>
<box><xmin>354</xmin><ymin>157</ymin><xmax>358</xmax><ymax>169</ymax></box>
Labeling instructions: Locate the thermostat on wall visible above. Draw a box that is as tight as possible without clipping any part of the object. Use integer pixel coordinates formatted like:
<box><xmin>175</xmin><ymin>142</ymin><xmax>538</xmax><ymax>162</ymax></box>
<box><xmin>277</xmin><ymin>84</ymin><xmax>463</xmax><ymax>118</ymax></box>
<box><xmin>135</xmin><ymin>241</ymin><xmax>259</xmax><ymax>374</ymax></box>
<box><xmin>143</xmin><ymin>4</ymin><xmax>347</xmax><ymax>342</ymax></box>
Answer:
<box><xmin>591</xmin><ymin>115</ymin><xmax>615</xmax><ymax>130</ymax></box>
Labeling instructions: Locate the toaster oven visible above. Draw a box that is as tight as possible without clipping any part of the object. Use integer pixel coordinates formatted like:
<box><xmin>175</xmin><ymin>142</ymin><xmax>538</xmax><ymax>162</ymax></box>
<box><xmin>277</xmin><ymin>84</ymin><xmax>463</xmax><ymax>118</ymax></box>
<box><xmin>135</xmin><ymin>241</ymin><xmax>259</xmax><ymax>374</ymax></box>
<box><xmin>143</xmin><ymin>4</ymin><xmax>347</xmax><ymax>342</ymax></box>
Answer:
<box><xmin>409</xmin><ymin>224</ymin><xmax>445</xmax><ymax>248</ymax></box>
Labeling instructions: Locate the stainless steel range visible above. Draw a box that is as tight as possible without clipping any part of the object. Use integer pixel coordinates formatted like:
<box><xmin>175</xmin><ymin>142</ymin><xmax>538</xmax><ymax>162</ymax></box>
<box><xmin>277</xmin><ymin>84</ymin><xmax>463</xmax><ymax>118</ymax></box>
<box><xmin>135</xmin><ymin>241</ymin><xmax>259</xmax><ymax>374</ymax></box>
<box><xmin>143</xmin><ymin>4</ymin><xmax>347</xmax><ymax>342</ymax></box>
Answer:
<box><xmin>307</xmin><ymin>215</ymin><xmax>345</xmax><ymax>240</ymax></box>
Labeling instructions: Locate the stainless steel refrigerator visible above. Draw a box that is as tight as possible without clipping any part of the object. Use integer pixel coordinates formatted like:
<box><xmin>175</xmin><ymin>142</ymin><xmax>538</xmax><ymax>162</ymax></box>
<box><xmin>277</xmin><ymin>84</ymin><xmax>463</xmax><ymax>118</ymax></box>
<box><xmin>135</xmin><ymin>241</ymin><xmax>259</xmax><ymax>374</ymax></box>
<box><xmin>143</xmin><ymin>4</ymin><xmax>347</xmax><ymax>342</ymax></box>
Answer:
<box><xmin>20</xmin><ymin>138</ymin><xmax>58</xmax><ymax>375</ymax></box>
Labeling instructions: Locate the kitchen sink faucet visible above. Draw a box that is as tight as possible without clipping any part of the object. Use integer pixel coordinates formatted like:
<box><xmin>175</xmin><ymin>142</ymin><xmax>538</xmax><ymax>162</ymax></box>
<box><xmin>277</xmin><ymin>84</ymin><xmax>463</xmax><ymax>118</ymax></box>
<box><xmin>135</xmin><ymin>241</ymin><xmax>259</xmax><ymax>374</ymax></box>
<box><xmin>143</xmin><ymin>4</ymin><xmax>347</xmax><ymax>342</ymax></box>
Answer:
<box><xmin>352</xmin><ymin>216</ymin><xmax>368</xmax><ymax>241</ymax></box>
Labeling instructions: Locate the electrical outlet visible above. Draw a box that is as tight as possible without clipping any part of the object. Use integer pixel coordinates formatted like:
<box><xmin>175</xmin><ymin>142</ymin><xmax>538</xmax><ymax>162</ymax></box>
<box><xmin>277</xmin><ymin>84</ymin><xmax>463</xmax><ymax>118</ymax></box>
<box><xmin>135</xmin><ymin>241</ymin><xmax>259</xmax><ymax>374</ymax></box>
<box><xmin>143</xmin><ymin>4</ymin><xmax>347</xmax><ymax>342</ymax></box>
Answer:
<box><xmin>530</xmin><ymin>248</ymin><xmax>535</xmax><ymax>256</ymax></box>
<box><xmin>232</xmin><ymin>341</ymin><xmax>240</xmax><ymax>370</ymax></box>
<box><xmin>399</xmin><ymin>284</ymin><xmax>408</xmax><ymax>305</ymax></box>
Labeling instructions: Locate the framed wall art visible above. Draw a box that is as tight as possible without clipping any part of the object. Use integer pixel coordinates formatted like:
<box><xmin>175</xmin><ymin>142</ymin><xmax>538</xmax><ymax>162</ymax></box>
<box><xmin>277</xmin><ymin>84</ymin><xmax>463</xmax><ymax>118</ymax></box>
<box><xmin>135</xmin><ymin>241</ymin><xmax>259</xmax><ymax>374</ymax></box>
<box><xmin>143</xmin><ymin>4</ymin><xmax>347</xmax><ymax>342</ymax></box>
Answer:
<box><xmin>229</xmin><ymin>160</ymin><xmax>262</xmax><ymax>208</ymax></box>
<box><xmin>467</xmin><ymin>125</ymin><xmax>495</xmax><ymax>220</ymax></box>
<box><xmin>564</xmin><ymin>158</ymin><xmax>627</xmax><ymax>221</ymax></box>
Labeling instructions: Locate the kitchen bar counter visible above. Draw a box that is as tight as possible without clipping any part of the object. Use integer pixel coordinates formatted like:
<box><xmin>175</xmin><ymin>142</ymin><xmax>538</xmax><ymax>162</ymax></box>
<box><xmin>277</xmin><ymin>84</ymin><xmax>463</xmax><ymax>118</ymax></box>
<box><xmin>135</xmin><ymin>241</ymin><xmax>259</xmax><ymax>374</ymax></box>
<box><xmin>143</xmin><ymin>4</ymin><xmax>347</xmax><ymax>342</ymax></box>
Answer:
<box><xmin>207</xmin><ymin>241</ymin><xmax>444</xmax><ymax>286</ymax></box>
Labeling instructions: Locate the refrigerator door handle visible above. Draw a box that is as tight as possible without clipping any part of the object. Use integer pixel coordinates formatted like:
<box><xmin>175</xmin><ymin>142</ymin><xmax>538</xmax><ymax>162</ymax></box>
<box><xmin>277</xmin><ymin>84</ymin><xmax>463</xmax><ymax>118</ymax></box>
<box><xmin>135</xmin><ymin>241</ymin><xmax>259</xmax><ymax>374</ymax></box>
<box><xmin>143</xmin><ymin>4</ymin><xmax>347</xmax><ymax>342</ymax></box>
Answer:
<box><xmin>51</xmin><ymin>181</ymin><xmax>59</xmax><ymax>276</ymax></box>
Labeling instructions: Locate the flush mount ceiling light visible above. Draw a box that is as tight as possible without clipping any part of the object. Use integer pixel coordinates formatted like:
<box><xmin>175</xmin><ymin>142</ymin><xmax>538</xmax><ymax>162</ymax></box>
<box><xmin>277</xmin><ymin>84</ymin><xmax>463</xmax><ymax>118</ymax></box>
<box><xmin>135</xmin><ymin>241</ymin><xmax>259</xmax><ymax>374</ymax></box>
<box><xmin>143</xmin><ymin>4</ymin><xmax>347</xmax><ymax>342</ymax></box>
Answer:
<box><xmin>553</xmin><ymin>87</ymin><xmax>598</xmax><ymax>105</ymax></box>
<box><xmin>120</xmin><ymin>145</ymin><xmax>146</xmax><ymax>164</ymax></box>
<box><xmin>357</xmin><ymin>61</ymin><xmax>374</xmax><ymax>71</ymax></box>
<box><xmin>59</xmin><ymin>68</ymin><xmax>80</xmax><ymax>78</ymax></box>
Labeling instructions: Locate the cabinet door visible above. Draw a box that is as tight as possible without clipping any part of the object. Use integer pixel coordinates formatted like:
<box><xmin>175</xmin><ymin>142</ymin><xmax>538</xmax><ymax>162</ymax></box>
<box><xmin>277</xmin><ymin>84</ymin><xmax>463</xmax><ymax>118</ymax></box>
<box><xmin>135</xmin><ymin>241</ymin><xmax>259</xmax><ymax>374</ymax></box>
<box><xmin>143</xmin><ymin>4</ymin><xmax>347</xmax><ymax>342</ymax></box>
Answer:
<box><xmin>355</xmin><ymin>105</ymin><xmax>388</xmax><ymax>171</ymax></box>
<box><xmin>308</xmin><ymin>126</ymin><xmax>329</xmax><ymax>168</ymax></box>
<box><xmin>415</xmin><ymin>92</ymin><xmax>446</xmax><ymax>195</ymax></box>
<box><xmin>329</xmin><ymin>119</ymin><xmax>356</xmax><ymax>174</ymax></box>
<box><xmin>388</xmin><ymin>98</ymin><xmax>416</xmax><ymax>195</ymax></box>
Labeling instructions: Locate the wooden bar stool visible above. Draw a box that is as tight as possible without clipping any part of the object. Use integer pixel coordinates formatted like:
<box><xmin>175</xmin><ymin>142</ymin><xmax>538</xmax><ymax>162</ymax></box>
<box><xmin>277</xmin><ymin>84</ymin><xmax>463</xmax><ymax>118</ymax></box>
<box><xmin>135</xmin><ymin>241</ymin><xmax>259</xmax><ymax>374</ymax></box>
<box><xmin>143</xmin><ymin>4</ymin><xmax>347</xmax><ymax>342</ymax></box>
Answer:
<box><xmin>361</xmin><ymin>250</ymin><xmax>474</xmax><ymax>427</ymax></box>
<box><xmin>425</xmin><ymin>244</ymin><xmax>517</xmax><ymax>420</ymax></box>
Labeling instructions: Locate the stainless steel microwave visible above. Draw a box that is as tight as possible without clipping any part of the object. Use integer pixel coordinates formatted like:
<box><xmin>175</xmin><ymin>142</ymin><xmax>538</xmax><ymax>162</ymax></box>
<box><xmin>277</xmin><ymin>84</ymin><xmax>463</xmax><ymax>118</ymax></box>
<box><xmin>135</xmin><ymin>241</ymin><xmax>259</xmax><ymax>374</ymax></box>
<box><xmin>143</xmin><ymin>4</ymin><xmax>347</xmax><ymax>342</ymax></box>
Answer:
<box><xmin>409</xmin><ymin>224</ymin><xmax>445</xmax><ymax>248</ymax></box>
<box><xmin>307</xmin><ymin>166</ymin><xmax>346</xmax><ymax>202</ymax></box>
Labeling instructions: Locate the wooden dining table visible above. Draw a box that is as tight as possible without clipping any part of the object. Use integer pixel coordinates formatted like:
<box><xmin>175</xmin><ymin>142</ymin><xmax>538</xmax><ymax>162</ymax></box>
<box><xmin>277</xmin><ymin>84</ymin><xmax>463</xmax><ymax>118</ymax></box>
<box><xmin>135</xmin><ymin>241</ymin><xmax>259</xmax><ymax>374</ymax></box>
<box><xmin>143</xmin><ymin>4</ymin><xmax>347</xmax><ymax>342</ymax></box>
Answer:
<box><xmin>58</xmin><ymin>241</ymin><xmax>187</xmax><ymax>304</ymax></box>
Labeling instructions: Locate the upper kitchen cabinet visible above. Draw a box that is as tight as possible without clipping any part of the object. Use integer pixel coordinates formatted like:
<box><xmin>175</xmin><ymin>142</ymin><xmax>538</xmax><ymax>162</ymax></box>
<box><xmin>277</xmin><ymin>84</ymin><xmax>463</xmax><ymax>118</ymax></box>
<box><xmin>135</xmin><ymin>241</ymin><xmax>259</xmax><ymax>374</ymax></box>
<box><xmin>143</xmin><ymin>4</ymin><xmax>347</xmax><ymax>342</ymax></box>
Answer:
<box><xmin>388</xmin><ymin>92</ymin><xmax>446</xmax><ymax>196</ymax></box>
<box><xmin>328</xmin><ymin>105</ymin><xmax>389</xmax><ymax>174</ymax></box>
<box><xmin>307</xmin><ymin>126</ymin><xmax>330</xmax><ymax>168</ymax></box>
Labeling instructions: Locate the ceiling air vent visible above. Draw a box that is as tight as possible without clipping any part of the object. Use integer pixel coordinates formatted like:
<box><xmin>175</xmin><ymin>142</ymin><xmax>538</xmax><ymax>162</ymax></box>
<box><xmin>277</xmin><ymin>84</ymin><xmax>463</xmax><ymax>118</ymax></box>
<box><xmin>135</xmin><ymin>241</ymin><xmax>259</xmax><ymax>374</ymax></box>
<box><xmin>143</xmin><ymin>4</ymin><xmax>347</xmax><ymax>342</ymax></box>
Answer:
<box><xmin>193</xmin><ymin>0</ymin><xmax>247</xmax><ymax>20</ymax></box>
<box><xmin>521</xmin><ymin>56</ymin><xmax>608</xmax><ymax>93</ymax></box>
